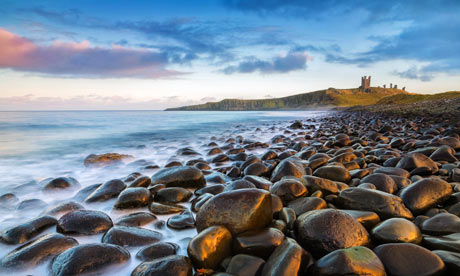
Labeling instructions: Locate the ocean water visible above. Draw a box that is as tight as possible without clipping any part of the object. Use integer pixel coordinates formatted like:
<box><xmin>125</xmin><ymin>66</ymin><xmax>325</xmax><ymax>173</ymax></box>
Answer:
<box><xmin>0</xmin><ymin>110</ymin><xmax>328</xmax><ymax>275</ymax></box>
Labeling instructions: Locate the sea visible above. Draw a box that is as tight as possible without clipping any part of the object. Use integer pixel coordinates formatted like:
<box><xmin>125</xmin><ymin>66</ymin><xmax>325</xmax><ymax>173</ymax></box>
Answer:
<box><xmin>0</xmin><ymin>110</ymin><xmax>328</xmax><ymax>275</ymax></box>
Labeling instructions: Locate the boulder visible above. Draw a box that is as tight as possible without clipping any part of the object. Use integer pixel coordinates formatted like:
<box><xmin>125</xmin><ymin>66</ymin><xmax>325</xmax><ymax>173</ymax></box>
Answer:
<box><xmin>131</xmin><ymin>255</ymin><xmax>193</xmax><ymax>276</ymax></box>
<box><xmin>371</xmin><ymin>218</ymin><xmax>422</xmax><ymax>244</ymax></box>
<box><xmin>83</xmin><ymin>153</ymin><xmax>134</xmax><ymax>167</ymax></box>
<box><xmin>151</xmin><ymin>166</ymin><xmax>206</xmax><ymax>188</ymax></box>
<box><xmin>155</xmin><ymin>187</ymin><xmax>192</xmax><ymax>203</ymax></box>
<box><xmin>396</xmin><ymin>153</ymin><xmax>438</xmax><ymax>175</ymax></box>
<box><xmin>313</xmin><ymin>165</ymin><xmax>351</xmax><ymax>183</ymax></box>
<box><xmin>85</xmin><ymin>179</ymin><xmax>126</xmax><ymax>202</ymax></box>
<box><xmin>114</xmin><ymin>187</ymin><xmax>151</xmax><ymax>209</ymax></box>
<box><xmin>136</xmin><ymin>242</ymin><xmax>178</xmax><ymax>261</ymax></box>
<box><xmin>57</xmin><ymin>210</ymin><xmax>113</xmax><ymax>235</ymax></box>
<box><xmin>233</xmin><ymin>227</ymin><xmax>285</xmax><ymax>259</ymax></box>
<box><xmin>400</xmin><ymin>178</ymin><xmax>452</xmax><ymax>215</ymax></box>
<box><xmin>261</xmin><ymin>238</ymin><xmax>311</xmax><ymax>276</ymax></box>
<box><xmin>1</xmin><ymin>216</ymin><xmax>57</xmax><ymax>244</ymax></box>
<box><xmin>102</xmin><ymin>226</ymin><xmax>162</xmax><ymax>247</ymax></box>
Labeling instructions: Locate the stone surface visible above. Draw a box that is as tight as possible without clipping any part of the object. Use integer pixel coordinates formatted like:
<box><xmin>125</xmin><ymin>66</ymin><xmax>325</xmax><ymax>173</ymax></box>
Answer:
<box><xmin>187</xmin><ymin>226</ymin><xmax>232</xmax><ymax>269</ymax></box>
<box><xmin>371</xmin><ymin>218</ymin><xmax>422</xmax><ymax>244</ymax></box>
<box><xmin>287</xmin><ymin>197</ymin><xmax>327</xmax><ymax>216</ymax></box>
<box><xmin>115</xmin><ymin>212</ymin><xmax>157</xmax><ymax>227</ymax></box>
<box><xmin>85</xmin><ymin>179</ymin><xmax>126</xmax><ymax>202</ymax></box>
<box><xmin>226</xmin><ymin>254</ymin><xmax>265</xmax><ymax>276</ymax></box>
<box><xmin>57</xmin><ymin>210</ymin><xmax>113</xmax><ymax>235</ymax></box>
<box><xmin>102</xmin><ymin>226</ymin><xmax>162</xmax><ymax>247</ymax></box>
<box><xmin>313</xmin><ymin>165</ymin><xmax>351</xmax><ymax>183</ymax></box>
<box><xmin>233</xmin><ymin>227</ymin><xmax>285</xmax><ymax>259</ymax></box>
<box><xmin>114</xmin><ymin>187</ymin><xmax>151</xmax><ymax>209</ymax></box>
<box><xmin>1</xmin><ymin>215</ymin><xmax>57</xmax><ymax>244</ymax></box>
<box><xmin>131</xmin><ymin>255</ymin><xmax>193</xmax><ymax>276</ymax></box>
<box><xmin>151</xmin><ymin>166</ymin><xmax>206</xmax><ymax>188</ymax></box>
<box><xmin>261</xmin><ymin>238</ymin><xmax>311</xmax><ymax>276</ymax></box>
<box><xmin>136</xmin><ymin>242</ymin><xmax>178</xmax><ymax>261</ymax></box>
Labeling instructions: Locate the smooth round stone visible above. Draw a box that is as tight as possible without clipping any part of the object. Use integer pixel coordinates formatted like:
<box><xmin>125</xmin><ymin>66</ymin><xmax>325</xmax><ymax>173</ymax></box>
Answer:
<box><xmin>270</xmin><ymin>159</ymin><xmax>306</xmax><ymax>182</ymax></box>
<box><xmin>102</xmin><ymin>226</ymin><xmax>162</xmax><ymax>247</ymax></box>
<box><xmin>0</xmin><ymin>193</ymin><xmax>18</xmax><ymax>206</ymax></box>
<box><xmin>374</xmin><ymin>243</ymin><xmax>445</xmax><ymax>276</ymax></box>
<box><xmin>224</xmin><ymin>180</ymin><xmax>256</xmax><ymax>191</ymax></box>
<box><xmin>287</xmin><ymin>197</ymin><xmax>327</xmax><ymax>216</ymax></box>
<box><xmin>43</xmin><ymin>177</ymin><xmax>80</xmax><ymax>191</ymax></box>
<box><xmin>233</xmin><ymin>227</ymin><xmax>285</xmax><ymax>259</ymax></box>
<box><xmin>155</xmin><ymin>187</ymin><xmax>192</xmax><ymax>203</ymax></box>
<box><xmin>313</xmin><ymin>246</ymin><xmax>385</xmax><ymax>276</ymax></box>
<box><xmin>374</xmin><ymin>167</ymin><xmax>411</xmax><ymax>178</ymax></box>
<box><xmin>42</xmin><ymin>201</ymin><xmax>84</xmax><ymax>217</ymax></box>
<box><xmin>360</xmin><ymin>173</ymin><xmax>397</xmax><ymax>194</ymax></box>
<box><xmin>279</xmin><ymin>207</ymin><xmax>297</xmax><ymax>229</ymax></box>
<box><xmin>57</xmin><ymin>210</ymin><xmax>113</xmax><ymax>235</ymax></box>
<box><xmin>396</xmin><ymin>152</ymin><xmax>439</xmax><ymax>174</ymax></box>
<box><xmin>196</xmin><ymin>188</ymin><xmax>272</xmax><ymax>235</ymax></box>
<box><xmin>149</xmin><ymin>202</ymin><xmax>186</xmax><ymax>215</ymax></box>
<box><xmin>115</xmin><ymin>212</ymin><xmax>157</xmax><ymax>227</ymax></box>
<box><xmin>243</xmin><ymin>175</ymin><xmax>273</xmax><ymax>190</ymax></box>
<box><xmin>423</xmin><ymin>233</ymin><xmax>460</xmax><ymax>253</ymax></box>
<box><xmin>187</xmin><ymin>225</ymin><xmax>232</xmax><ymax>269</ymax></box>
<box><xmin>150</xmin><ymin>166</ymin><xmax>206</xmax><ymax>188</ymax></box>
<box><xmin>195</xmin><ymin>184</ymin><xmax>225</xmax><ymax>196</ymax></box>
<box><xmin>421</xmin><ymin>213</ymin><xmax>460</xmax><ymax>235</ymax></box>
<box><xmin>114</xmin><ymin>187</ymin><xmax>151</xmax><ymax>209</ymax></box>
<box><xmin>136</xmin><ymin>242</ymin><xmax>179</xmax><ymax>261</ymax></box>
<box><xmin>1</xmin><ymin>215</ymin><xmax>57</xmax><ymax>244</ymax></box>
<box><xmin>296</xmin><ymin>209</ymin><xmax>370</xmax><ymax>257</ymax></box>
<box><xmin>226</xmin><ymin>254</ymin><xmax>265</xmax><ymax>276</ymax></box>
<box><xmin>191</xmin><ymin>193</ymin><xmax>213</xmax><ymax>212</ymax></box>
<box><xmin>372</xmin><ymin>218</ymin><xmax>422</xmax><ymax>244</ymax></box>
<box><xmin>132</xmin><ymin>256</ymin><xmax>192</xmax><ymax>276</ymax></box>
<box><xmin>17</xmin><ymin>198</ymin><xmax>47</xmax><ymax>211</ymax></box>
<box><xmin>128</xmin><ymin>176</ymin><xmax>151</xmax><ymax>188</ymax></box>
<box><xmin>433</xmin><ymin>250</ymin><xmax>460</xmax><ymax>275</ymax></box>
<box><xmin>400</xmin><ymin>178</ymin><xmax>453</xmax><ymax>215</ymax></box>
<box><xmin>313</xmin><ymin>165</ymin><xmax>351</xmax><ymax>183</ymax></box>
<box><xmin>339</xmin><ymin>210</ymin><xmax>381</xmax><ymax>230</ymax></box>
<box><xmin>302</xmin><ymin>175</ymin><xmax>346</xmax><ymax>195</ymax></box>
<box><xmin>261</xmin><ymin>238</ymin><xmax>312</xmax><ymax>276</ymax></box>
<box><xmin>85</xmin><ymin>179</ymin><xmax>127</xmax><ymax>202</ymax></box>
<box><xmin>51</xmin><ymin>243</ymin><xmax>130</xmax><ymax>276</ymax></box>
<box><xmin>167</xmin><ymin>210</ymin><xmax>195</xmax><ymax>229</ymax></box>
<box><xmin>270</xmin><ymin>178</ymin><xmax>308</xmax><ymax>202</ymax></box>
<box><xmin>0</xmin><ymin>233</ymin><xmax>78</xmax><ymax>270</ymax></box>
<box><xmin>72</xmin><ymin>183</ymin><xmax>101</xmax><ymax>202</ymax></box>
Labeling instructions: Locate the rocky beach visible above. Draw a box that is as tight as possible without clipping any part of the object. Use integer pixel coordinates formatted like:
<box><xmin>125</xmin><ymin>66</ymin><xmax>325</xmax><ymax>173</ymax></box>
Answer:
<box><xmin>0</xmin><ymin>107</ymin><xmax>459</xmax><ymax>276</ymax></box>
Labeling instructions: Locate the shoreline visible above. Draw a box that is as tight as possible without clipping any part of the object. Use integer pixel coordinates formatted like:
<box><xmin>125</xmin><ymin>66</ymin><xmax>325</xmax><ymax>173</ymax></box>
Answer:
<box><xmin>0</xmin><ymin>109</ymin><xmax>459</xmax><ymax>275</ymax></box>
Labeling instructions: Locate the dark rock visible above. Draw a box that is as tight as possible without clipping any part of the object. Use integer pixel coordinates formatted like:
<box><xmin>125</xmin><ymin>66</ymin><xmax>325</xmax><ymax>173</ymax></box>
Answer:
<box><xmin>1</xmin><ymin>215</ymin><xmax>57</xmax><ymax>244</ymax></box>
<box><xmin>302</xmin><ymin>175</ymin><xmax>347</xmax><ymax>195</ymax></box>
<box><xmin>423</xmin><ymin>233</ymin><xmax>460</xmax><ymax>253</ymax></box>
<box><xmin>149</xmin><ymin>202</ymin><xmax>186</xmax><ymax>215</ymax></box>
<box><xmin>102</xmin><ymin>226</ymin><xmax>162</xmax><ymax>247</ymax></box>
<box><xmin>136</xmin><ymin>242</ymin><xmax>178</xmax><ymax>261</ymax></box>
<box><xmin>279</xmin><ymin>207</ymin><xmax>296</xmax><ymax>229</ymax></box>
<box><xmin>51</xmin><ymin>243</ymin><xmax>130</xmax><ymax>276</ymax></box>
<box><xmin>313</xmin><ymin>165</ymin><xmax>351</xmax><ymax>183</ymax></box>
<box><xmin>287</xmin><ymin>197</ymin><xmax>327</xmax><ymax>216</ymax></box>
<box><xmin>374</xmin><ymin>167</ymin><xmax>411</xmax><ymax>178</ymax></box>
<box><xmin>167</xmin><ymin>210</ymin><xmax>195</xmax><ymax>229</ymax></box>
<box><xmin>226</xmin><ymin>254</ymin><xmax>265</xmax><ymax>276</ymax></box>
<box><xmin>313</xmin><ymin>246</ymin><xmax>385</xmax><ymax>276</ymax></box>
<box><xmin>43</xmin><ymin>177</ymin><xmax>80</xmax><ymax>191</ymax></box>
<box><xmin>400</xmin><ymin>178</ymin><xmax>453</xmax><ymax>215</ymax></box>
<box><xmin>261</xmin><ymin>238</ymin><xmax>311</xmax><ymax>276</ymax></box>
<box><xmin>85</xmin><ymin>179</ymin><xmax>126</xmax><ymax>202</ymax></box>
<box><xmin>42</xmin><ymin>201</ymin><xmax>84</xmax><ymax>217</ymax></box>
<box><xmin>195</xmin><ymin>184</ymin><xmax>225</xmax><ymax>196</ymax></box>
<box><xmin>270</xmin><ymin>178</ymin><xmax>308</xmax><ymax>203</ymax></box>
<box><xmin>371</xmin><ymin>218</ymin><xmax>422</xmax><ymax>244</ymax></box>
<box><xmin>244</xmin><ymin>162</ymin><xmax>269</xmax><ymax>177</ymax></box>
<box><xmin>131</xmin><ymin>255</ymin><xmax>193</xmax><ymax>276</ymax></box>
<box><xmin>196</xmin><ymin>189</ymin><xmax>272</xmax><ymax>235</ymax></box>
<box><xmin>115</xmin><ymin>212</ymin><xmax>157</xmax><ymax>227</ymax></box>
<box><xmin>396</xmin><ymin>152</ymin><xmax>439</xmax><ymax>175</ymax></box>
<box><xmin>233</xmin><ymin>227</ymin><xmax>285</xmax><ymax>259</ymax></box>
<box><xmin>72</xmin><ymin>183</ymin><xmax>101</xmax><ymax>202</ymax></box>
<box><xmin>270</xmin><ymin>159</ymin><xmax>305</xmax><ymax>182</ymax></box>
<box><xmin>155</xmin><ymin>187</ymin><xmax>192</xmax><ymax>203</ymax></box>
<box><xmin>224</xmin><ymin>180</ymin><xmax>256</xmax><ymax>191</ymax></box>
<box><xmin>57</xmin><ymin>210</ymin><xmax>112</xmax><ymax>235</ymax></box>
<box><xmin>187</xmin><ymin>225</ymin><xmax>232</xmax><ymax>269</ymax></box>
<box><xmin>16</xmin><ymin>198</ymin><xmax>47</xmax><ymax>211</ymax></box>
<box><xmin>421</xmin><ymin>213</ymin><xmax>460</xmax><ymax>235</ymax></box>
<box><xmin>433</xmin><ymin>250</ymin><xmax>460</xmax><ymax>274</ymax></box>
<box><xmin>244</xmin><ymin>175</ymin><xmax>273</xmax><ymax>190</ymax></box>
<box><xmin>0</xmin><ymin>233</ymin><xmax>78</xmax><ymax>270</ymax></box>
<box><xmin>128</xmin><ymin>176</ymin><xmax>152</xmax><ymax>188</ymax></box>
<box><xmin>374</xmin><ymin>243</ymin><xmax>445</xmax><ymax>276</ymax></box>
<box><xmin>339</xmin><ymin>210</ymin><xmax>381</xmax><ymax>230</ymax></box>
<box><xmin>114</xmin><ymin>187</ymin><xmax>151</xmax><ymax>209</ymax></box>
<box><xmin>151</xmin><ymin>166</ymin><xmax>206</xmax><ymax>188</ymax></box>
<box><xmin>337</xmin><ymin>187</ymin><xmax>414</xmax><ymax>219</ymax></box>
<box><xmin>360</xmin><ymin>173</ymin><xmax>398</xmax><ymax>194</ymax></box>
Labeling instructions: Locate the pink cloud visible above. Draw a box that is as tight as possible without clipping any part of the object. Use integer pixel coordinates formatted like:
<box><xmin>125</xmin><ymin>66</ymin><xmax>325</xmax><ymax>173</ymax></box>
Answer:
<box><xmin>0</xmin><ymin>28</ymin><xmax>185</xmax><ymax>78</ymax></box>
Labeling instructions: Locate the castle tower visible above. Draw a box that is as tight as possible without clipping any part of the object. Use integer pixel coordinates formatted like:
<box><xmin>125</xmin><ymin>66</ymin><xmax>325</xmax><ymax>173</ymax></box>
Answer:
<box><xmin>360</xmin><ymin>76</ymin><xmax>371</xmax><ymax>92</ymax></box>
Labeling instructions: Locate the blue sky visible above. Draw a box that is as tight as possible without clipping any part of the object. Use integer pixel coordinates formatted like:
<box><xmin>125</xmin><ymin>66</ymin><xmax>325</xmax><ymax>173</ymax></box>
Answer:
<box><xmin>0</xmin><ymin>0</ymin><xmax>459</xmax><ymax>110</ymax></box>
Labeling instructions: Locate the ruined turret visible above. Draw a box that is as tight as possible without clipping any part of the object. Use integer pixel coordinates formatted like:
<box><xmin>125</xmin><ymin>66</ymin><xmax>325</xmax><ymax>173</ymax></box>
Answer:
<box><xmin>360</xmin><ymin>76</ymin><xmax>371</xmax><ymax>92</ymax></box>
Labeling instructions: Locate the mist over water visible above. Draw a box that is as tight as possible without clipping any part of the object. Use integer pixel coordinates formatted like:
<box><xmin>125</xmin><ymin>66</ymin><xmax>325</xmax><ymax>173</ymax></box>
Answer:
<box><xmin>0</xmin><ymin>110</ymin><xmax>328</xmax><ymax>275</ymax></box>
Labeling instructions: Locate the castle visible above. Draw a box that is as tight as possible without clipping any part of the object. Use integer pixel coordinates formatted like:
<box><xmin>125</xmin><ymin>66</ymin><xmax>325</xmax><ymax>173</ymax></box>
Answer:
<box><xmin>359</xmin><ymin>76</ymin><xmax>405</xmax><ymax>92</ymax></box>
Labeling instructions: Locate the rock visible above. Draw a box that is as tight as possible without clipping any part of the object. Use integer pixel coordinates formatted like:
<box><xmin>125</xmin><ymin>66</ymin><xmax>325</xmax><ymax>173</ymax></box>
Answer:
<box><xmin>115</xmin><ymin>212</ymin><xmax>157</xmax><ymax>227</ymax></box>
<box><xmin>131</xmin><ymin>255</ymin><xmax>193</xmax><ymax>276</ymax></box>
<box><xmin>136</xmin><ymin>242</ymin><xmax>178</xmax><ymax>261</ymax></box>
<box><xmin>433</xmin><ymin>250</ymin><xmax>460</xmax><ymax>275</ymax></box>
<box><xmin>400</xmin><ymin>178</ymin><xmax>453</xmax><ymax>215</ymax></box>
<box><xmin>102</xmin><ymin>226</ymin><xmax>162</xmax><ymax>247</ymax></box>
<box><xmin>374</xmin><ymin>243</ymin><xmax>445</xmax><ymax>276</ymax></box>
<box><xmin>114</xmin><ymin>187</ymin><xmax>151</xmax><ymax>209</ymax></box>
<box><xmin>339</xmin><ymin>210</ymin><xmax>381</xmax><ymax>230</ymax></box>
<box><xmin>374</xmin><ymin>167</ymin><xmax>411</xmax><ymax>178</ymax></box>
<box><xmin>287</xmin><ymin>197</ymin><xmax>327</xmax><ymax>216</ymax></box>
<box><xmin>83</xmin><ymin>153</ymin><xmax>134</xmax><ymax>167</ymax></box>
<box><xmin>43</xmin><ymin>177</ymin><xmax>80</xmax><ymax>191</ymax></box>
<box><xmin>295</xmin><ymin>209</ymin><xmax>370</xmax><ymax>257</ymax></box>
<box><xmin>371</xmin><ymin>218</ymin><xmax>422</xmax><ymax>244</ymax></box>
<box><xmin>421</xmin><ymin>213</ymin><xmax>460</xmax><ymax>235</ymax></box>
<box><xmin>337</xmin><ymin>187</ymin><xmax>414</xmax><ymax>219</ymax></box>
<box><xmin>226</xmin><ymin>254</ymin><xmax>265</xmax><ymax>276</ymax></box>
<box><xmin>195</xmin><ymin>184</ymin><xmax>225</xmax><ymax>196</ymax></box>
<box><xmin>313</xmin><ymin>246</ymin><xmax>385</xmax><ymax>276</ymax></box>
<box><xmin>302</xmin><ymin>175</ymin><xmax>347</xmax><ymax>195</ymax></box>
<box><xmin>196</xmin><ymin>189</ymin><xmax>272</xmax><ymax>235</ymax></box>
<box><xmin>72</xmin><ymin>183</ymin><xmax>101</xmax><ymax>202</ymax></box>
<box><xmin>233</xmin><ymin>228</ymin><xmax>285</xmax><ymax>259</ymax></box>
<box><xmin>360</xmin><ymin>173</ymin><xmax>398</xmax><ymax>194</ymax></box>
<box><xmin>17</xmin><ymin>198</ymin><xmax>47</xmax><ymax>211</ymax></box>
<box><xmin>313</xmin><ymin>165</ymin><xmax>351</xmax><ymax>183</ymax></box>
<box><xmin>244</xmin><ymin>175</ymin><xmax>273</xmax><ymax>190</ymax></box>
<box><xmin>151</xmin><ymin>166</ymin><xmax>206</xmax><ymax>188</ymax></box>
<box><xmin>0</xmin><ymin>193</ymin><xmax>18</xmax><ymax>206</ymax></box>
<box><xmin>149</xmin><ymin>202</ymin><xmax>186</xmax><ymax>215</ymax></box>
<box><xmin>269</xmin><ymin>178</ymin><xmax>308</xmax><ymax>203</ymax></box>
<box><xmin>261</xmin><ymin>238</ymin><xmax>311</xmax><ymax>276</ymax></box>
<box><xmin>244</xmin><ymin>162</ymin><xmax>269</xmax><ymax>177</ymax></box>
<box><xmin>270</xmin><ymin>159</ymin><xmax>305</xmax><ymax>182</ymax></box>
<box><xmin>155</xmin><ymin>187</ymin><xmax>192</xmax><ymax>203</ymax></box>
<box><xmin>51</xmin><ymin>243</ymin><xmax>130</xmax><ymax>276</ymax></box>
<box><xmin>187</xmin><ymin>225</ymin><xmax>232</xmax><ymax>269</ymax></box>
<box><xmin>1</xmin><ymin>215</ymin><xmax>57</xmax><ymax>244</ymax></box>
<box><xmin>167</xmin><ymin>210</ymin><xmax>195</xmax><ymax>229</ymax></box>
<box><xmin>57</xmin><ymin>210</ymin><xmax>113</xmax><ymax>235</ymax></box>
<box><xmin>42</xmin><ymin>201</ymin><xmax>84</xmax><ymax>217</ymax></box>
<box><xmin>423</xmin><ymin>233</ymin><xmax>460</xmax><ymax>253</ymax></box>
<box><xmin>224</xmin><ymin>180</ymin><xmax>256</xmax><ymax>191</ymax></box>
<box><xmin>128</xmin><ymin>176</ymin><xmax>152</xmax><ymax>188</ymax></box>
<box><xmin>430</xmin><ymin>146</ymin><xmax>458</xmax><ymax>163</ymax></box>
<box><xmin>396</xmin><ymin>152</ymin><xmax>439</xmax><ymax>175</ymax></box>
<box><xmin>0</xmin><ymin>233</ymin><xmax>78</xmax><ymax>270</ymax></box>
<box><xmin>279</xmin><ymin>207</ymin><xmax>297</xmax><ymax>229</ymax></box>
<box><xmin>85</xmin><ymin>179</ymin><xmax>126</xmax><ymax>202</ymax></box>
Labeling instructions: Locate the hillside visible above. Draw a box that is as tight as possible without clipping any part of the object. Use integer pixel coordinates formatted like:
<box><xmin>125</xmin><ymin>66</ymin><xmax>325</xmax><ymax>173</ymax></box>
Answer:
<box><xmin>376</xmin><ymin>91</ymin><xmax>460</xmax><ymax>104</ymax></box>
<box><xmin>166</xmin><ymin>87</ymin><xmax>407</xmax><ymax>111</ymax></box>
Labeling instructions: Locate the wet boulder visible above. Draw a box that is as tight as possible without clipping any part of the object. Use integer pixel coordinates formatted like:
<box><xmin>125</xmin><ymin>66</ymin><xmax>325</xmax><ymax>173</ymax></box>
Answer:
<box><xmin>340</xmin><ymin>210</ymin><xmax>381</xmax><ymax>230</ymax></box>
<box><xmin>151</xmin><ymin>166</ymin><xmax>206</xmax><ymax>188</ymax></box>
<box><xmin>360</xmin><ymin>173</ymin><xmax>398</xmax><ymax>194</ymax></box>
<box><xmin>187</xmin><ymin>225</ymin><xmax>232</xmax><ymax>269</ymax></box>
<box><xmin>196</xmin><ymin>188</ymin><xmax>272</xmax><ymax>235</ymax></box>
<box><xmin>0</xmin><ymin>233</ymin><xmax>78</xmax><ymax>270</ymax></box>
<box><xmin>373</xmin><ymin>167</ymin><xmax>411</xmax><ymax>178</ymax></box>
<box><xmin>51</xmin><ymin>243</ymin><xmax>130</xmax><ymax>276</ymax></box>
<box><xmin>114</xmin><ymin>187</ymin><xmax>151</xmax><ymax>209</ymax></box>
<box><xmin>270</xmin><ymin>159</ymin><xmax>306</xmax><ymax>182</ymax></box>
<box><xmin>85</xmin><ymin>179</ymin><xmax>126</xmax><ymax>202</ymax></box>
<box><xmin>57</xmin><ymin>210</ymin><xmax>112</xmax><ymax>235</ymax></box>
<box><xmin>128</xmin><ymin>176</ymin><xmax>152</xmax><ymax>188</ymax></box>
<box><xmin>313</xmin><ymin>165</ymin><xmax>351</xmax><ymax>183</ymax></box>
<box><xmin>167</xmin><ymin>210</ymin><xmax>195</xmax><ymax>229</ymax></box>
<box><xmin>1</xmin><ymin>215</ymin><xmax>57</xmax><ymax>244</ymax></box>
<box><xmin>302</xmin><ymin>175</ymin><xmax>347</xmax><ymax>195</ymax></box>
<box><xmin>287</xmin><ymin>197</ymin><xmax>327</xmax><ymax>216</ymax></box>
<box><xmin>400</xmin><ymin>178</ymin><xmax>452</xmax><ymax>215</ymax></box>
<box><xmin>224</xmin><ymin>180</ymin><xmax>256</xmax><ymax>191</ymax></box>
<box><xmin>155</xmin><ymin>187</ymin><xmax>193</xmax><ymax>203</ymax></box>
<box><xmin>421</xmin><ymin>213</ymin><xmax>460</xmax><ymax>235</ymax></box>
<box><xmin>115</xmin><ymin>212</ymin><xmax>157</xmax><ymax>227</ymax></box>
<box><xmin>136</xmin><ymin>242</ymin><xmax>178</xmax><ymax>261</ymax></box>
<box><xmin>131</xmin><ymin>255</ymin><xmax>193</xmax><ymax>276</ymax></box>
<box><xmin>84</xmin><ymin>153</ymin><xmax>134</xmax><ymax>167</ymax></box>
<box><xmin>149</xmin><ymin>202</ymin><xmax>186</xmax><ymax>215</ymax></box>
<box><xmin>226</xmin><ymin>254</ymin><xmax>265</xmax><ymax>276</ymax></box>
<box><xmin>269</xmin><ymin>178</ymin><xmax>308</xmax><ymax>203</ymax></box>
<box><xmin>423</xmin><ymin>233</ymin><xmax>460</xmax><ymax>253</ymax></box>
<box><xmin>296</xmin><ymin>209</ymin><xmax>370</xmax><ymax>257</ymax></box>
<box><xmin>43</xmin><ymin>177</ymin><xmax>80</xmax><ymax>191</ymax></box>
<box><xmin>371</xmin><ymin>218</ymin><xmax>422</xmax><ymax>244</ymax></box>
<box><xmin>42</xmin><ymin>201</ymin><xmax>84</xmax><ymax>217</ymax></box>
<box><xmin>261</xmin><ymin>238</ymin><xmax>311</xmax><ymax>276</ymax></box>
<box><xmin>102</xmin><ymin>226</ymin><xmax>162</xmax><ymax>247</ymax></box>
<box><xmin>244</xmin><ymin>175</ymin><xmax>273</xmax><ymax>190</ymax></box>
<box><xmin>433</xmin><ymin>250</ymin><xmax>460</xmax><ymax>275</ymax></box>
<box><xmin>396</xmin><ymin>152</ymin><xmax>439</xmax><ymax>175</ymax></box>
<box><xmin>233</xmin><ymin>227</ymin><xmax>285</xmax><ymax>259</ymax></box>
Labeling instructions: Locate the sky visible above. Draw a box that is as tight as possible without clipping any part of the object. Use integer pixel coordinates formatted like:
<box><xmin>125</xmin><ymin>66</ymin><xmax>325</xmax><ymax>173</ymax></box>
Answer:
<box><xmin>0</xmin><ymin>0</ymin><xmax>459</xmax><ymax>110</ymax></box>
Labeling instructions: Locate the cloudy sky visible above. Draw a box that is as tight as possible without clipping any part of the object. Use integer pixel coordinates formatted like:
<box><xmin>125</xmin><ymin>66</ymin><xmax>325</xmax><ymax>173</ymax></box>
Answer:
<box><xmin>0</xmin><ymin>0</ymin><xmax>459</xmax><ymax>110</ymax></box>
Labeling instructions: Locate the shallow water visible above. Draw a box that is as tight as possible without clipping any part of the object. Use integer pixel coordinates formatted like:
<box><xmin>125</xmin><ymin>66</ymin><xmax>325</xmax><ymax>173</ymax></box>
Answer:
<box><xmin>0</xmin><ymin>110</ymin><xmax>328</xmax><ymax>275</ymax></box>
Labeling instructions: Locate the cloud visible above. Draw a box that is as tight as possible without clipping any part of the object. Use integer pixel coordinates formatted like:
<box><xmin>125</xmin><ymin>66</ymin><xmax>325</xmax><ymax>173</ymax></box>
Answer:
<box><xmin>393</xmin><ymin>66</ymin><xmax>433</xmax><ymax>82</ymax></box>
<box><xmin>0</xmin><ymin>28</ymin><xmax>185</xmax><ymax>78</ymax></box>
<box><xmin>222</xmin><ymin>51</ymin><xmax>309</xmax><ymax>74</ymax></box>
<box><xmin>200</xmin><ymin>97</ymin><xmax>217</xmax><ymax>102</ymax></box>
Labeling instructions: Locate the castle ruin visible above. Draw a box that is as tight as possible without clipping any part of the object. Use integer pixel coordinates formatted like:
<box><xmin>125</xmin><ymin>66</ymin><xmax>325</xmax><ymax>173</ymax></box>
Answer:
<box><xmin>360</xmin><ymin>76</ymin><xmax>371</xmax><ymax>92</ymax></box>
